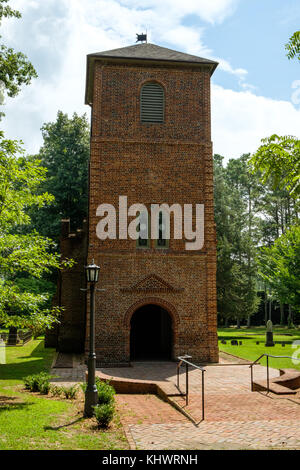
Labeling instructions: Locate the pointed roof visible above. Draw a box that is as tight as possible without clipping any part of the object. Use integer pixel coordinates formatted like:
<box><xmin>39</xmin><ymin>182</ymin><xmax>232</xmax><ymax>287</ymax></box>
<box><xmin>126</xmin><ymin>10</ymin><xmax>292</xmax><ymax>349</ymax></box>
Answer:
<box><xmin>90</xmin><ymin>43</ymin><xmax>217</xmax><ymax>66</ymax></box>
<box><xmin>85</xmin><ymin>42</ymin><xmax>218</xmax><ymax>104</ymax></box>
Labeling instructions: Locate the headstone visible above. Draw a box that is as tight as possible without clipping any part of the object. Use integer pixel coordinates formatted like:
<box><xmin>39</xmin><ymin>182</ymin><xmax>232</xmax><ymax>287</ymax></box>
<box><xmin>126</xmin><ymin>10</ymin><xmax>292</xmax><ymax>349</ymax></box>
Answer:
<box><xmin>265</xmin><ymin>320</ymin><xmax>275</xmax><ymax>347</ymax></box>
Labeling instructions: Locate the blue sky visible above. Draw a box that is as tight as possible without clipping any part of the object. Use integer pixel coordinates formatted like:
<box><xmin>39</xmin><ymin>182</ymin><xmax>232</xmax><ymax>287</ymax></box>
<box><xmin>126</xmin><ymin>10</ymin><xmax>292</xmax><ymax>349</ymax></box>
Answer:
<box><xmin>201</xmin><ymin>0</ymin><xmax>300</xmax><ymax>100</ymax></box>
<box><xmin>1</xmin><ymin>0</ymin><xmax>300</xmax><ymax>160</ymax></box>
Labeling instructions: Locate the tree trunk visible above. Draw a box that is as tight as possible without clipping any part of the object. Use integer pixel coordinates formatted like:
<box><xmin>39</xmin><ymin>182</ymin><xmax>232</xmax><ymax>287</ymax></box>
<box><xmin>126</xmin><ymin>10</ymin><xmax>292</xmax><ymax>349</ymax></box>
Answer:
<box><xmin>280</xmin><ymin>303</ymin><xmax>285</xmax><ymax>325</ymax></box>
<box><xmin>247</xmin><ymin>315</ymin><xmax>251</xmax><ymax>328</ymax></box>
<box><xmin>225</xmin><ymin>317</ymin><xmax>229</xmax><ymax>328</ymax></box>
<box><xmin>288</xmin><ymin>305</ymin><xmax>293</xmax><ymax>328</ymax></box>
<box><xmin>264</xmin><ymin>288</ymin><xmax>268</xmax><ymax>325</ymax></box>
<box><xmin>268</xmin><ymin>299</ymin><xmax>272</xmax><ymax>322</ymax></box>
<box><xmin>236</xmin><ymin>317</ymin><xmax>241</xmax><ymax>329</ymax></box>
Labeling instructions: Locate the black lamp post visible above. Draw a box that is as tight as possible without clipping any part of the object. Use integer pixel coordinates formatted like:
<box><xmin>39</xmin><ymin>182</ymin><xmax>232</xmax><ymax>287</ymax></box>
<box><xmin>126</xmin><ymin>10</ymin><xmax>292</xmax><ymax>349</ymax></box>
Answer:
<box><xmin>84</xmin><ymin>259</ymin><xmax>100</xmax><ymax>417</ymax></box>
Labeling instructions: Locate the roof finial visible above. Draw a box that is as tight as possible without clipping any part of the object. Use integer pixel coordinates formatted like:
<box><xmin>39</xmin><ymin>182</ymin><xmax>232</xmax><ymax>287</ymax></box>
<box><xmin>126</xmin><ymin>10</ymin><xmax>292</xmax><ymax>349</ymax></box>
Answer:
<box><xmin>136</xmin><ymin>33</ymin><xmax>147</xmax><ymax>43</ymax></box>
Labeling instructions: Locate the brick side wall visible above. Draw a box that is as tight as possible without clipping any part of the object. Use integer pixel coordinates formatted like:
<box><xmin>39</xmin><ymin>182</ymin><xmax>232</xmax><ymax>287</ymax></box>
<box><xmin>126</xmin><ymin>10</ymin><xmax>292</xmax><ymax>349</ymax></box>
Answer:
<box><xmin>45</xmin><ymin>220</ymin><xmax>87</xmax><ymax>353</ymax></box>
<box><xmin>86</xmin><ymin>60</ymin><xmax>219</xmax><ymax>365</ymax></box>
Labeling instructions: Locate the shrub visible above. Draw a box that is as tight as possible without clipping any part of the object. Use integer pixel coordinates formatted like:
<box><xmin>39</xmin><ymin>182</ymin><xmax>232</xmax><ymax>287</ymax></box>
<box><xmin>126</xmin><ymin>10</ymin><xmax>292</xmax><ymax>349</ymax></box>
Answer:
<box><xmin>80</xmin><ymin>382</ymin><xmax>87</xmax><ymax>393</ymax></box>
<box><xmin>93</xmin><ymin>403</ymin><xmax>115</xmax><ymax>428</ymax></box>
<box><xmin>23</xmin><ymin>372</ymin><xmax>52</xmax><ymax>393</ymax></box>
<box><xmin>39</xmin><ymin>381</ymin><xmax>50</xmax><ymax>395</ymax></box>
<box><xmin>50</xmin><ymin>385</ymin><xmax>63</xmax><ymax>396</ymax></box>
<box><xmin>96</xmin><ymin>379</ymin><xmax>115</xmax><ymax>405</ymax></box>
<box><xmin>24</xmin><ymin>374</ymin><xmax>36</xmax><ymax>391</ymax></box>
<box><xmin>61</xmin><ymin>385</ymin><xmax>78</xmax><ymax>399</ymax></box>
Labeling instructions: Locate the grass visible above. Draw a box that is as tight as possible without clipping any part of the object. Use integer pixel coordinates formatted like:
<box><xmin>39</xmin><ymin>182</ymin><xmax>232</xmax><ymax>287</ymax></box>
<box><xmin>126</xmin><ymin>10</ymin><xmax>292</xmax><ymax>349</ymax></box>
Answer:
<box><xmin>218</xmin><ymin>326</ymin><xmax>300</xmax><ymax>370</ymax></box>
<box><xmin>0</xmin><ymin>339</ymin><xmax>128</xmax><ymax>450</ymax></box>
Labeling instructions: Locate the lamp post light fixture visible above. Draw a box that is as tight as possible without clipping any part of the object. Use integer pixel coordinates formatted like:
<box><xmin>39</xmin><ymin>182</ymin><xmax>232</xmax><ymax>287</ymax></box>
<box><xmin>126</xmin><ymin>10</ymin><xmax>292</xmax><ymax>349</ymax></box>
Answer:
<box><xmin>84</xmin><ymin>259</ymin><xmax>100</xmax><ymax>417</ymax></box>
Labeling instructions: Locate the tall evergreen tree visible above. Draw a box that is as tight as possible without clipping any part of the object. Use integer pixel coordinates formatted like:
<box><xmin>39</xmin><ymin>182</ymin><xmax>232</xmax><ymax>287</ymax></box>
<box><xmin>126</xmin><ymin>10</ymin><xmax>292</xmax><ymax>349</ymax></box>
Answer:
<box><xmin>214</xmin><ymin>154</ymin><xmax>260</xmax><ymax>327</ymax></box>
<box><xmin>30</xmin><ymin>111</ymin><xmax>90</xmax><ymax>239</ymax></box>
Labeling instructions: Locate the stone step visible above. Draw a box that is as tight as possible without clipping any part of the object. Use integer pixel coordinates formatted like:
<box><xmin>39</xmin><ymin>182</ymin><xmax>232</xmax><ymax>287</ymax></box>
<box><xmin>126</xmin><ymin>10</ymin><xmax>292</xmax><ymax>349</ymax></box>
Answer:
<box><xmin>253</xmin><ymin>380</ymin><xmax>297</xmax><ymax>395</ymax></box>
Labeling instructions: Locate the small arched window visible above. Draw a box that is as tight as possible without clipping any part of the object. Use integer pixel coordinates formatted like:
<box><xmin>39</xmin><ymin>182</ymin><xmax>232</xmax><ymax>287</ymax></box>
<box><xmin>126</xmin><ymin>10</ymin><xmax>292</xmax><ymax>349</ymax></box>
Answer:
<box><xmin>155</xmin><ymin>210</ymin><xmax>169</xmax><ymax>248</ymax></box>
<box><xmin>137</xmin><ymin>211</ymin><xmax>150</xmax><ymax>248</ymax></box>
<box><xmin>140</xmin><ymin>82</ymin><xmax>164</xmax><ymax>123</ymax></box>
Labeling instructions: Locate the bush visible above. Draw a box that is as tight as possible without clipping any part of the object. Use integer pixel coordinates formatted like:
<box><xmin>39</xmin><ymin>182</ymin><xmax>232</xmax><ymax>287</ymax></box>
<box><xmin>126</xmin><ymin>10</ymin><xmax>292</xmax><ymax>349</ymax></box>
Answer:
<box><xmin>95</xmin><ymin>378</ymin><xmax>115</xmax><ymax>405</ymax></box>
<box><xmin>50</xmin><ymin>385</ymin><xmax>63</xmax><ymax>396</ymax></box>
<box><xmin>93</xmin><ymin>403</ymin><xmax>115</xmax><ymax>428</ymax></box>
<box><xmin>23</xmin><ymin>372</ymin><xmax>52</xmax><ymax>394</ymax></box>
<box><xmin>23</xmin><ymin>374</ymin><xmax>36</xmax><ymax>391</ymax></box>
<box><xmin>61</xmin><ymin>385</ymin><xmax>78</xmax><ymax>399</ymax></box>
<box><xmin>80</xmin><ymin>382</ymin><xmax>87</xmax><ymax>393</ymax></box>
<box><xmin>39</xmin><ymin>381</ymin><xmax>50</xmax><ymax>395</ymax></box>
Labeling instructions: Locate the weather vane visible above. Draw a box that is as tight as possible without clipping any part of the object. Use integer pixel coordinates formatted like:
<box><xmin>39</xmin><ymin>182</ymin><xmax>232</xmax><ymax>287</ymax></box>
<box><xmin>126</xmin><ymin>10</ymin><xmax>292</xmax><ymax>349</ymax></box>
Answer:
<box><xmin>136</xmin><ymin>33</ymin><xmax>147</xmax><ymax>43</ymax></box>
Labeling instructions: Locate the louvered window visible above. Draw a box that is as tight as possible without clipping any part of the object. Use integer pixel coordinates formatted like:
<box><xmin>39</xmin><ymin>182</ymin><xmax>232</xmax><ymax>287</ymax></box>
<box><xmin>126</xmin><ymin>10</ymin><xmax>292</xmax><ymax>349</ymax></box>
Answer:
<box><xmin>140</xmin><ymin>83</ymin><xmax>164</xmax><ymax>123</ymax></box>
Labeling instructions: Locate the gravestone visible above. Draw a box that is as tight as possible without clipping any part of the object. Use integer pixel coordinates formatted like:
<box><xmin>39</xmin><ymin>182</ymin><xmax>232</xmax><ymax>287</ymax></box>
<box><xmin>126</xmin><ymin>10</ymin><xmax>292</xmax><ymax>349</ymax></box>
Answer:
<box><xmin>265</xmin><ymin>320</ymin><xmax>275</xmax><ymax>347</ymax></box>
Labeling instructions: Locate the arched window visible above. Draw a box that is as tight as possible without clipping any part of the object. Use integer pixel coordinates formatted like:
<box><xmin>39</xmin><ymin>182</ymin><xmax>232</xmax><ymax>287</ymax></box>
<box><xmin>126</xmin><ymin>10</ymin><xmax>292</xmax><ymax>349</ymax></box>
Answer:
<box><xmin>140</xmin><ymin>82</ymin><xmax>164</xmax><ymax>123</ymax></box>
<box><xmin>155</xmin><ymin>210</ymin><xmax>169</xmax><ymax>248</ymax></box>
<box><xmin>137</xmin><ymin>210</ymin><xmax>150</xmax><ymax>248</ymax></box>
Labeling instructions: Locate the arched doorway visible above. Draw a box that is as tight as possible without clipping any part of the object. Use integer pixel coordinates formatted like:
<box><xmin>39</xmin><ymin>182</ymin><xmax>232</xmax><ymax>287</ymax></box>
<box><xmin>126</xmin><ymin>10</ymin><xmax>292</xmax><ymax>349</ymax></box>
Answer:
<box><xmin>130</xmin><ymin>304</ymin><xmax>173</xmax><ymax>360</ymax></box>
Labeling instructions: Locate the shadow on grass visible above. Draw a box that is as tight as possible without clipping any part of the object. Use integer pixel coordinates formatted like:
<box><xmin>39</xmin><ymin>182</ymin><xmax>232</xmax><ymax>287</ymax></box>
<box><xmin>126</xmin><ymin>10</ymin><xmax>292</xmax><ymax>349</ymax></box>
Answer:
<box><xmin>0</xmin><ymin>340</ymin><xmax>55</xmax><ymax>382</ymax></box>
<box><xmin>0</xmin><ymin>398</ymin><xmax>34</xmax><ymax>414</ymax></box>
<box><xmin>218</xmin><ymin>335</ymin><xmax>295</xmax><ymax>345</ymax></box>
<box><xmin>44</xmin><ymin>417</ymin><xmax>84</xmax><ymax>431</ymax></box>
<box><xmin>218</xmin><ymin>335</ymin><xmax>259</xmax><ymax>341</ymax></box>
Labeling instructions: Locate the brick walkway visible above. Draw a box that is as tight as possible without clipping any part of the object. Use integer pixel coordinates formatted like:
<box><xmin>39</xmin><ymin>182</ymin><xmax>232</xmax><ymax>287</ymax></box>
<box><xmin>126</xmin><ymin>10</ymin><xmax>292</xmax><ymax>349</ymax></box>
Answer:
<box><xmin>51</xmin><ymin>356</ymin><xmax>300</xmax><ymax>450</ymax></box>
<box><xmin>100</xmin><ymin>359</ymin><xmax>300</xmax><ymax>450</ymax></box>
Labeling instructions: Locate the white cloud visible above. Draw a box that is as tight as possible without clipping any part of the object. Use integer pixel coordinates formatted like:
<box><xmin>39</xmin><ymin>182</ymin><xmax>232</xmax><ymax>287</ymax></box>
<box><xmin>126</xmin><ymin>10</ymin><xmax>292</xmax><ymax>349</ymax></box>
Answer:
<box><xmin>216</xmin><ymin>57</ymin><xmax>248</xmax><ymax>79</ymax></box>
<box><xmin>212</xmin><ymin>84</ymin><xmax>300</xmax><ymax>160</ymax></box>
<box><xmin>118</xmin><ymin>0</ymin><xmax>239</xmax><ymax>24</ymax></box>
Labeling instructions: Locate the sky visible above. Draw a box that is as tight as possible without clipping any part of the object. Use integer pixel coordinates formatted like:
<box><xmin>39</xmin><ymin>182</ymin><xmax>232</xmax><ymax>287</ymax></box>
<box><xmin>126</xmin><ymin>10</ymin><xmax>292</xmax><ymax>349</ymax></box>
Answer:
<box><xmin>1</xmin><ymin>0</ymin><xmax>300</xmax><ymax>160</ymax></box>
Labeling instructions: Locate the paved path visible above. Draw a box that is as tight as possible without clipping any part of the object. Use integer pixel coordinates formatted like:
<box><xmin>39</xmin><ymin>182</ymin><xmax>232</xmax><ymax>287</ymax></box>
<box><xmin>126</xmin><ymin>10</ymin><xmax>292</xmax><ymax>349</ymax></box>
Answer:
<box><xmin>100</xmin><ymin>359</ymin><xmax>300</xmax><ymax>450</ymax></box>
<box><xmin>51</xmin><ymin>356</ymin><xmax>300</xmax><ymax>450</ymax></box>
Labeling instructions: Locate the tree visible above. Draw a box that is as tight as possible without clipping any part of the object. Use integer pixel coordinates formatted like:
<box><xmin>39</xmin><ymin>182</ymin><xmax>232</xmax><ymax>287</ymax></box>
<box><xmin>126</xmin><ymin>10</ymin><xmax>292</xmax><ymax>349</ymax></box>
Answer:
<box><xmin>0</xmin><ymin>133</ymin><xmax>72</xmax><ymax>331</ymax></box>
<box><xmin>214</xmin><ymin>154</ymin><xmax>260</xmax><ymax>327</ymax></box>
<box><xmin>249</xmin><ymin>135</ymin><xmax>300</xmax><ymax>199</ymax></box>
<box><xmin>0</xmin><ymin>0</ymin><xmax>37</xmax><ymax>116</ymax></box>
<box><xmin>30</xmin><ymin>111</ymin><xmax>90</xmax><ymax>239</ymax></box>
<box><xmin>257</xmin><ymin>225</ymin><xmax>300</xmax><ymax>322</ymax></box>
<box><xmin>285</xmin><ymin>31</ymin><xmax>300</xmax><ymax>61</ymax></box>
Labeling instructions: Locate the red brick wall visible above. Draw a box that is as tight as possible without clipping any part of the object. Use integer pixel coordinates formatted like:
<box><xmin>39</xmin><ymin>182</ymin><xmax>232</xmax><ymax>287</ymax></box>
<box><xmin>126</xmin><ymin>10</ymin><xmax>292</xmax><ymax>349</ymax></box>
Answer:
<box><xmin>45</xmin><ymin>220</ymin><xmax>87</xmax><ymax>353</ymax></box>
<box><xmin>86</xmin><ymin>61</ymin><xmax>218</xmax><ymax>365</ymax></box>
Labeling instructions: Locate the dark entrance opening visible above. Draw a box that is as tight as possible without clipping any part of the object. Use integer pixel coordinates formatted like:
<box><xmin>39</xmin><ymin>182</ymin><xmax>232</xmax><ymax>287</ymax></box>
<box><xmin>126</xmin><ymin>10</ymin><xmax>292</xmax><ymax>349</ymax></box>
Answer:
<box><xmin>130</xmin><ymin>304</ymin><xmax>173</xmax><ymax>360</ymax></box>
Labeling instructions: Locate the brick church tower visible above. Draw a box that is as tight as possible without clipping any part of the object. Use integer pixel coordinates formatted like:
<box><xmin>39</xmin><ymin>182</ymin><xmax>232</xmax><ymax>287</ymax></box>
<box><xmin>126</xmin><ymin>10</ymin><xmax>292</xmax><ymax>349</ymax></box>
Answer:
<box><xmin>83</xmin><ymin>42</ymin><xmax>219</xmax><ymax>365</ymax></box>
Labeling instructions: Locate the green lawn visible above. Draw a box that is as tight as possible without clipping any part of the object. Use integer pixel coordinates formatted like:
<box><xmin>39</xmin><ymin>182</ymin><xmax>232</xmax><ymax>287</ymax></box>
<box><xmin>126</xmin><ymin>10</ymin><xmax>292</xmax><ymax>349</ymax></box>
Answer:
<box><xmin>0</xmin><ymin>339</ymin><xmax>128</xmax><ymax>450</ymax></box>
<box><xmin>218</xmin><ymin>326</ymin><xmax>300</xmax><ymax>370</ymax></box>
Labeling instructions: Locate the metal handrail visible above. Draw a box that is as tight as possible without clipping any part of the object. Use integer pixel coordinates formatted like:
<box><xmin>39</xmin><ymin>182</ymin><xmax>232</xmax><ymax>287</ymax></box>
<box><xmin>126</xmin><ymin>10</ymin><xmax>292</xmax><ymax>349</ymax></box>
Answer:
<box><xmin>250</xmin><ymin>354</ymin><xmax>300</xmax><ymax>393</ymax></box>
<box><xmin>177</xmin><ymin>355</ymin><xmax>206</xmax><ymax>421</ymax></box>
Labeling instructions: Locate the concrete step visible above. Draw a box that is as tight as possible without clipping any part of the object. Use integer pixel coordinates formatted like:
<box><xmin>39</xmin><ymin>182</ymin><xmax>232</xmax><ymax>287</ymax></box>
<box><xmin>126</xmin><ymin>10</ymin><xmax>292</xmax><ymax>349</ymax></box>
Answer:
<box><xmin>253</xmin><ymin>380</ymin><xmax>297</xmax><ymax>395</ymax></box>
